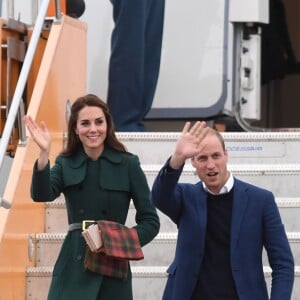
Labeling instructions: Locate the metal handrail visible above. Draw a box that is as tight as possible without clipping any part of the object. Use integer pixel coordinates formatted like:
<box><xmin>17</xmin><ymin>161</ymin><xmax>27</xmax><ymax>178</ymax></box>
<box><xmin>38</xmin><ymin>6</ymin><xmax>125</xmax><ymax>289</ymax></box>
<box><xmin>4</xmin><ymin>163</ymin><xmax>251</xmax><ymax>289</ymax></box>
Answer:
<box><xmin>0</xmin><ymin>0</ymin><xmax>62</xmax><ymax>207</ymax></box>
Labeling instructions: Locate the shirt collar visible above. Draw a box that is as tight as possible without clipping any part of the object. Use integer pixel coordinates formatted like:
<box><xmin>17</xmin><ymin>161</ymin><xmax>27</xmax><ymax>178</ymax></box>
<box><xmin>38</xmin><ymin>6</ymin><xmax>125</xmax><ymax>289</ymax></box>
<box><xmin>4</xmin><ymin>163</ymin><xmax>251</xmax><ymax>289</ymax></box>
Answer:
<box><xmin>202</xmin><ymin>172</ymin><xmax>234</xmax><ymax>195</ymax></box>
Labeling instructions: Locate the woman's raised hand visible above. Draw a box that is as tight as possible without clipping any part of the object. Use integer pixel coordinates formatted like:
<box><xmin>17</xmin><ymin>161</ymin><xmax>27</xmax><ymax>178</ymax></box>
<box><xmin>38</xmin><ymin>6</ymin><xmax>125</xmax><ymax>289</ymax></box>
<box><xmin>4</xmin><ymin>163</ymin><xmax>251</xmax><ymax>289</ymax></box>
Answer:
<box><xmin>24</xmin><ymin>115</ymin><xmax>52</xmax><ymax>154</ymax></box>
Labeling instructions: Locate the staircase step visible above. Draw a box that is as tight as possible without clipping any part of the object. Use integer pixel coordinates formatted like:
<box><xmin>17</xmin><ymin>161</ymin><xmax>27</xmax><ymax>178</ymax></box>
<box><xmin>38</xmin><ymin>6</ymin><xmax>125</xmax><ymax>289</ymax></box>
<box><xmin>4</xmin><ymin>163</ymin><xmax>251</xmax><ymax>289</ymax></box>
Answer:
<box><xmin>30</xmin><ymin>232</ymin><xmax>300</xmax><ymax>267</ymax></box>
<box><xmin>26</xmin><ymin>266</ymin><xmax>167</xmax><ymax>300</ymax></box>
<box><xmin>31</xmin><ymin>232</ymin><xmax>177</xmax><ymax>267</ymax></box>
<box><xmin>117</xmin><ymin>132</ymin><xmax>300</xmax><ymax>165</ymax></box>
<box><xmin>45</xmin><ymin>197</ymin><xmax>300</xmax><ymax>233</ymax></box>
<box><xmin>276</xmin><ymin>198</ymin><xmax>300</xmax><ymax>231</ymax></box>
<box><xmin>26</xmin><ymin>266</ymin><xmax>300</xmax><ymax>300</ymax></box>
<box><xmin>143</xmin><ymin>163</ymin><xmax>300</xmax><ymax>197</ymax></box>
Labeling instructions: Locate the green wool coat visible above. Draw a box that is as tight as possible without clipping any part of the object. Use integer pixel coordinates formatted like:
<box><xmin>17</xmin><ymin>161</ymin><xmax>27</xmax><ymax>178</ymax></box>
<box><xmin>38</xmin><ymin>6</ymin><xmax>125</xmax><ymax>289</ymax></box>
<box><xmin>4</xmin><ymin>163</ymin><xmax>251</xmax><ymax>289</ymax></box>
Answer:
<box><xmin>30</xmin><ymin>146</ymin><xmax>160</xmax><ymax>300</ymax></box>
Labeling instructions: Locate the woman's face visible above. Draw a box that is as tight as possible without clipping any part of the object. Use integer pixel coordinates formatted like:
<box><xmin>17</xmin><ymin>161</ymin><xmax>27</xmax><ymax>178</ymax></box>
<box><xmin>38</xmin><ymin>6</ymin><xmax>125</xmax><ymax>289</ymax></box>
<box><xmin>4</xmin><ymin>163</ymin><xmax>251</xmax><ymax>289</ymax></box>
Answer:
<box><xmin>75</xmin><ymin>106</ymin><xmax>107</xmax><ymax>158</ymax></box>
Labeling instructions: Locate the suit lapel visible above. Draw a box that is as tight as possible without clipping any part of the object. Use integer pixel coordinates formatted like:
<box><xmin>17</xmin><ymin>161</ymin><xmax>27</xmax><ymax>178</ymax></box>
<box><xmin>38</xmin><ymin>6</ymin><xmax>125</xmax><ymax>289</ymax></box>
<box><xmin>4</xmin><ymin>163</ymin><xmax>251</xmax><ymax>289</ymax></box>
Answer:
<box><xmin>194</xmin><ymin>184</ymin><xmax>208</xmax><ymax>243</ymax></box>
<box><xmin>230</xmin><ymin>179</ymin><xmax>249</xmax><ymax>251</ymax></box>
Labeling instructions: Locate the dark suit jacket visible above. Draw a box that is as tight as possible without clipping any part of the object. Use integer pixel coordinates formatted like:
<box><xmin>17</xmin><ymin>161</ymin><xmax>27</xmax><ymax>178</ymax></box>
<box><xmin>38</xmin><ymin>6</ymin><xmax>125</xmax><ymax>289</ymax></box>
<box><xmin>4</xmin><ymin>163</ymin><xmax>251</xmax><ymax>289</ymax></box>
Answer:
<box><xmin>151</xmin><ymin>160</ymin><xmax>294</xmax><ymax>300</ymax></box>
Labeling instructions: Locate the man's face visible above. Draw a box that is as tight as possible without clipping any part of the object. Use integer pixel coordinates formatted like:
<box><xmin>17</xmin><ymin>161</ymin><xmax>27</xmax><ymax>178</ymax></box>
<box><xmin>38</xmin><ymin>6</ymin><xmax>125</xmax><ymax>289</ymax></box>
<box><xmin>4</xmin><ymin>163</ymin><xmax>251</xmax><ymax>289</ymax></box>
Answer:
<box><xmin>191</xmin><ymin>134</ymin><xmax>229</xmax><ymax>194</ymax></box>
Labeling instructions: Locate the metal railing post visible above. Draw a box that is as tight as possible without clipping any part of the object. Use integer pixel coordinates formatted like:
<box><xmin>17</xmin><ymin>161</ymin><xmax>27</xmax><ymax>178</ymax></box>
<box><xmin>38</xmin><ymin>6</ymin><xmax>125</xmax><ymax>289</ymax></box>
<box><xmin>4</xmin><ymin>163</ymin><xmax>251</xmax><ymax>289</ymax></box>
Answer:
<box><xmin>0</xmin><ymin>0</ymin><xmax>51</xmax><ymax>171</ymax></box>
<box><xmin>54</xmin><ymin>0</ymin><xmax>62</xmax><ymax>21</ymax></box>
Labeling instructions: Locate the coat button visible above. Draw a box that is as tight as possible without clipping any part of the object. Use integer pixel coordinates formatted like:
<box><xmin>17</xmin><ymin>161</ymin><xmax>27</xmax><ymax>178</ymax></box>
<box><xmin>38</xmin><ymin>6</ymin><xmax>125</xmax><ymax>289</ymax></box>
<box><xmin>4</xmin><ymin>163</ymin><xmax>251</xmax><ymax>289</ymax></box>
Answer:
<box><xmin>77</xmin><ymin>255</ymin><xmax>82</xmax><ymax>260</ymax></box>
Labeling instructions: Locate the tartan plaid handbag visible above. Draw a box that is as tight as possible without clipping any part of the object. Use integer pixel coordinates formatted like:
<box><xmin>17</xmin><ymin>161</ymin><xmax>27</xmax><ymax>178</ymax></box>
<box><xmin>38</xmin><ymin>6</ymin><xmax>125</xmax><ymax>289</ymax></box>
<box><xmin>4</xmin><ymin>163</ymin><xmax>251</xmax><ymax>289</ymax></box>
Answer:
<box><xmin>83</xmin><ymin>220</ymin><xmax>144</xmax><ymax>279</ymax></box>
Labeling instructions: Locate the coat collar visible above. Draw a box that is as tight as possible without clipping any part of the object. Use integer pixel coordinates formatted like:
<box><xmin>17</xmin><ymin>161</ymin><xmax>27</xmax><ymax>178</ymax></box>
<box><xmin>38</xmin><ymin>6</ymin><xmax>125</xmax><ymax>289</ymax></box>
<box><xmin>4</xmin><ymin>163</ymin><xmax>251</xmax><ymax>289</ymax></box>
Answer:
<box><xmin>66</xmin><ymin>145</ymin><xmax>124</xmax><ymax>168</ymax></box>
